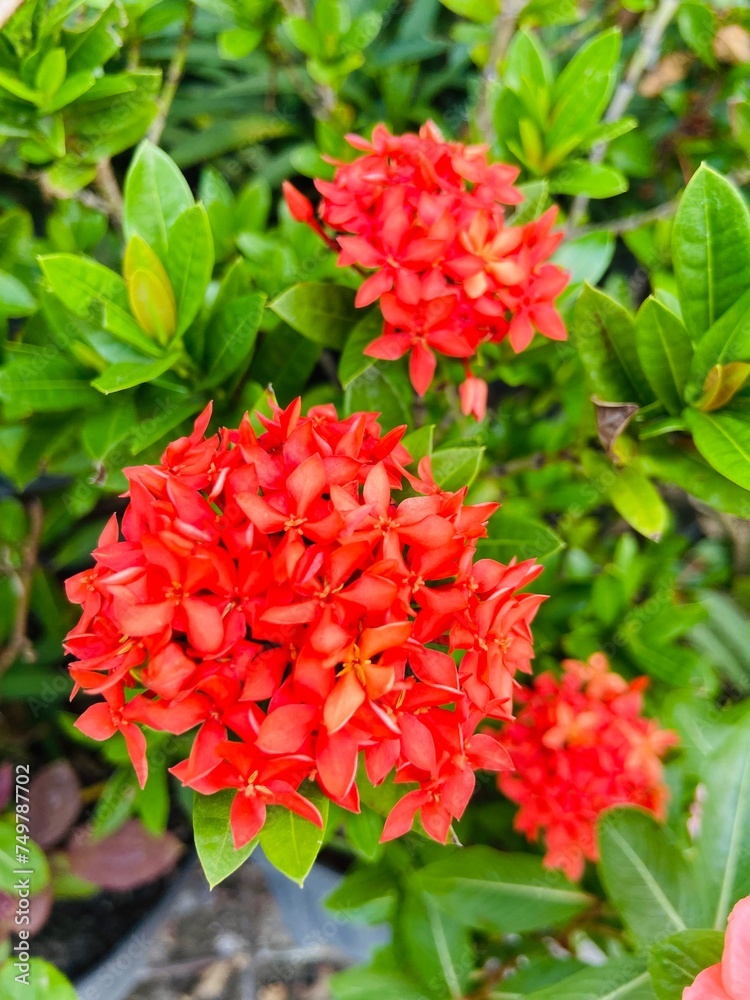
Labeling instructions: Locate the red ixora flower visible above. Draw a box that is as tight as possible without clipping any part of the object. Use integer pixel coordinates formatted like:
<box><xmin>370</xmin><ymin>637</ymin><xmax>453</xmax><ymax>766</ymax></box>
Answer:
<box><xmin>64</xmin><ymin>400</ymin><xmax>545</xmax><ymax>849</ymax></box>
<box><xmin>283</xmin><ymin>121</ymin><xmax>569</xmax><ymax>415</ymax></box>
<box><xmin>498</xmin><ymin>653</ymin><xmax>677</xmax><ymax>882</ymax></box>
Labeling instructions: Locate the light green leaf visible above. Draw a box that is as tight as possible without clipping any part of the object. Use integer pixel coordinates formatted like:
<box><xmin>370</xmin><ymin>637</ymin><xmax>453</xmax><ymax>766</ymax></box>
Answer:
<box><xmin>672</xmin><ymin>164</ymin><xmax>750</xmax><ymax>341</ymax></box>
<box><xmin>635</xmin><ymin>297</ymin><xmax>693</xmax><ymax>414</ymax></box>
<box><xmin>413</xmin><ymin>847</ymin><xmax>591</xmax><ymax>934</ymax></box>
<box><xmin>648</xmin><ymin>930</ymin><xmax>724</xmax><ymax>1000</ymax></box>
<box><xmin>166</xmin><ymin>205</ymin><xmax>215</xmax><ymax>337</ymax></box>
<box><xmin>695</xmin><ymin>714</ymin><xmax>750</xmax><ymax>927</ymax></box>
<box><xmin>482</xmin><ymin>513</ymin><xmax>564</xmax><ymax>563</ymax></box>
<box><xmin>431</xmin><ymin>446</ymin><xmax>484</xmax><ymax>491</ymax></box>
<box><xmin>598</xmin><ymin>807</ymin><xmax>699</xmax><ymax>945</ymax></box>
<box><xmin>194</xmin><ymin>790</ymin><xmax>257</xmax><ymax>889</ymax></box>
<box><xmin>684</xmin><ymin>409</ymin><xmax>750</xmax><ymax>491</ymax></box>
<box><xmin>637</xmin><ymin>444</ymin><xmax>750</xmax><ymax>519</ymax></box>
<box><xmin>123</xmin><ymin>141</ymin><xmax>194</xmax><ymax>261</ymax></box>
<box><xmin>0</xmin><ymin>270</ymin><xmax>36</xmax><ymax>316</ymax></box>
<box><xmin>608</xmin><ymin>467</ymin><xmax>668</xmax><ymax>541</ymax></box>
<box><xmin>550</xmin><ymin>160</ymin><xmax>628</xmax><ymax>198</ymax></box>
<box><xmin>91</xmin><ymin>354</ymin><xmax>179</xmax><ymax>394</ymax></box>
<box><xmin>271</xmin><ymin>282</ymin><xmax>357</xmax><ymax>349</ymax></box>
<box><xmin>40</xmin><ymin>253</ymin><xmax>160</xmax><ymax>357</ymax></box>
<box><xmin>338</xmin><ymin>309</ymin><xmax>382</xmax><ymax>387</ymax></box>
<box><xmin>0</xmin><ymin>820</ymin><xmax>50</xmax><ymax>895</ymax></box>
<box><xmin>259</xmin><ymin>785</ymin><xmax>328</xmax><ymax>885</ymax></box>
<box><xmin>0</xmin><ymin>959</ymin><xmax>77</xmax><ymax>999</ymax></box>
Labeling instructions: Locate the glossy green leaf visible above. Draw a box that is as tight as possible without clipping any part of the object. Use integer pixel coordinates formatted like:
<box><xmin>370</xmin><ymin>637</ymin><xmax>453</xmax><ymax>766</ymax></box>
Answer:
<box><xmin>259</xmin><ymin>785</ymin><xmax>328</xmax><ymax>885</ymax></box>
<box><xmin>598</xmin><ymin>807</ymin><xmax>699</xmax><ymax>945</ymax></box>
<box><xmin>686</xmin><ymin>287</ymin><xmax>750</xmax><ymax>402</ymax></box>
<box><xmin>483</xmin><ymin>512</ymin><xmax>564</xmax><ymax>563</ymax></box>
<box><xmin>635</xmin><ymin>297</ymin><xmax>693</xmax><ymax>414</ymax></box>
<box><xmin>573</xmin><ymin>283</ymin><xmax>647</xmax><ymax>402</ymax></box>
<box><xmin>684</xmin><ymin>409</ymin><xmax>750</xmax><ymax>491</ymax></box>
<box><xmin>40</xmin><ymin>253</ymin><xmax>161</xmax><ymax>357</ymax></box>
<box><xmin>673</xmin><ymin>164</ymin><xmax>750</xmax><ymax>341</ymax></box>
<box><xmin>123</xmin><ymin>141</ymin><xmax>194</xmax><ymax>261</ymax></box>
<box><xmin>648</xmin><ymin>930</ymin><xmax>724</xmax><ymax>1000</ymax></box>
<box><xmin>338</xmin><ymin>309</ymin><xmax>382</xmax><ymax>387</ymax></box>
<box><xmin>431</xmin><ymin>447</ymin><xmax>484</xmax><ymax>491</ymax></box>
<box><xmin>608</xmin><ymin>467</ymin><xmax>669</xmax><ymax>541</ymax></box>
<box><xmin>0</xmin><ymin>270</ymin><xmax>36</xmax><ymax>316</ymax></box>
<box><xmin>325</xmin><ymin>865</ymin><xmax>396</xmax><ymax>924</ymax></box>
<box><xmin>550</xmin><ymin>161</ymin><xmax>628</xmax><ymax>198</ymax></box>
<box><xmin>695</xmin><ymin>714</ymin><xmax>750</xmax><ymax>927</ymax></box>
<box><xmin>413</xmin><ymin>847</ymin><xmax>591</xmax><ymax>933</ymax></box>
<box><xmin>91</xmin><ymin>354</ymin><xmax>179</xmax><ymax>394</ymax></box>
<box><xmin>343</xmin><ymin>364</ymin><xmax>411</xmax><ymax>429</ymax></box>
<box><xmin>166</xmin><ymin>205</ymin><xmax>215</xmax><ymax>337</ymax></box>
<box><xmin>202</xmin><ymin>292</ymin><xmax>266</xmax><ymax>389</ymax></box>
<box><xmin>271</xmin><ymin>282</ymin><xmax>357</xmax><ymax>349</ymax></box>
<box><xmin>331</xmin><ymin>966</ymin><xmax>431</xmax><ymax>1000</ymax></box>
<box><xmin>81</xmin><ymin>399</ymin><xmax>137</xmax><ymax>459</ymax></box>
<box><xmin>194</xmin><ymin>790</ymin><xmax>257</xmax><ymax>889</ymax></box>
<box><xmin>637</xmin><ymin>444</ymin><xmax>750</xmax><ymax>519</ymax></box>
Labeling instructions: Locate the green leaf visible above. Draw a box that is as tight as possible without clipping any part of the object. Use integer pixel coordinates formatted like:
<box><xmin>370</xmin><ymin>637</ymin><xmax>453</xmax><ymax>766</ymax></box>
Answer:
<box><xmin>695</xmin><ymin>714</ymin><xmax>750</xmax><ymax>927</ymax></box>
<box><xmin>123</xmin><ymin>141</ymin><xmax>194</xmax><ymax>261</ymax></box>
<box><xmin>672</xmin><ymin>164</ymin><xmax>750</xmax><ymax>341</ymax></box>
<box><xmin>82</xmin><ymin>399</ymin><xmax>137</xmax><ymax>459</ymax></box>
<box><xmin>166</xmin><ymin>205</ymin><xmax>215</xmax><ymax>337</ymax></box>
<box><xmin>91</xmin><ymin>354</ymin><xmax>179</xmax><ymax>394</ymax></box>
<box><xmin>271</xmin><ymin>282</ymin><xmax>357</xmax><ymax>349</ymax></box>
<box><xmin>326</xmin><ymin>865</ymin><xmax>396</xmax><ymax>924</ymax></box>
<box><xmin>39</xmin><ymin>253</ymin><xmax>160</xmax><ymax>357</ymax></box>
<box><xmin>635</xmin><ymin>297</ymin><xmax>693</xmax><ymax>414</ymax></box>
<box><xmin>413</xmin><ymin>847</ymin><xmax>591</xmax><ymax>933</ymax></box>
<box><xmin>525</xmin><ymin>955</ymin><xmax>655</xmax><ymax>999</ymax></box>
<box><xmin>202</xmin><ymin>292</ymin><xmax>266</xmax><ymax>389</ymax></box>
<box><xmin>482</xmin><ymin>513</ymin><xmax>564</xmax><ymax>563</ymax></box>
<box><xmin>402</xmin><ymin>424</ymin><xmax>434</xmax><ymax>464</ymax></box>
<box><xmin>338</xmin><ymin>309</ymin><xmax>382</xmax><ymax>387</ymax></box>
<box><xmin>331</xmin><ymin>965</ymin><xmax>431</xmax><ymax>1000</ymax></box>
<box><xmin>686</xmin><ymin>287</ymin><xmax>750</xmax><ymax>402</ymax></box>
<box><xmin>684</xmin><ymin>409</ymin><xmax>750</xmax><ymax>491</ymax></box>
<box><xmin>547</xmin><ymin>29</ymin><xmax>621</xmax><ymax>155</ymax></box>
<box><xmin>396</xmin><ymin>891</ymin><xmax>473</xmax><ymax>1000</ymax></box>
<box><xmin>550</xmin><ymin>160</ymin><xmax>628</xmax><ymax>198</ymax></box>
<box><xmin>0</xmin><ymin>350</ymin><xmax>97</xmax><ymax>417</ymax></box>
<box><xmin>194</xmin><ymin>790</ymin><xmax>257</xmax><ymax>889</ymax></box>
<box><xmin>648</xmin><ymin>930</ymin><xmax>724</xmax><ymax>1000</ymax></box>
<box><xmin>0</xmin><ymin>270</ymin><xmax>36</xmax><ymax>316</ymax></box>
<box><xmin>637</xmin><ymin>444</ymin><xmax>750</xmax><ymax>519</ymax></box>
<box><xmin>343</xmin><ymin>364</ymin><xmax>411</xmax><ymax>430</ymax></box>
<box><xmin>36</xmin><ymin>48</ymin><xmax>66</xmax><ymax>99</ymax></box>
<box><xmin>0</xmin><ymin>959</ymin><xmax>77</xmax><ymax>999</ymax></box>
<box><xmin>431</xmin><ymin>446</ymin><xmax>484</xmax><ymax>491</ymax></box>
<box><xmin>437</xmin><ymin>0</ymin><xmax>498</xmax><ymax>23</ymax></box>
<box><xmin>573</xmin><ymin>283</ymin><xmax>646</xmax><ymax>402</ymax></box>
<box><xmin>259</xmin><ymin>785</ymin><xmax>328</xmax><ymax>885</ymax></box>
<box><xmin>607</xmin><ymin>467</ymin><xmax>668</xmax><ymax>541</ymax></box>
<box><xmin>598</xmin><ymin>807</ymin><xmax>698</xmax><ymax>945</ymax></box>
<box><xmin>0</xmin><ymin>820</ymin><xmax>49</xmax><ymax>895</ymax></box>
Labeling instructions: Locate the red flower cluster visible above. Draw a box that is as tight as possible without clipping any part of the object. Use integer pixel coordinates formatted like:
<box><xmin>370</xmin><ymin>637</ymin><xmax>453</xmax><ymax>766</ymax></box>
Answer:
<box><xmin>64</xmin><ymin>401</ymin><xmax>545</xmax><ymax>849</ymax></box>
<box><xmin>499</xmin><ymin>653</ymin><xmax>677</xmax><ymax>882</ymax></box>
<box><xmin>283</xmin><ymin>122</ymin><xmax>568</xmax><ymax>416</ymax></box>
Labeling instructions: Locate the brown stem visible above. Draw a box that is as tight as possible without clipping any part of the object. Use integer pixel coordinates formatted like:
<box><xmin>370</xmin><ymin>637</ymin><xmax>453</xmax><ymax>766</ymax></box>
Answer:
<box><xmin>0</xmin><ymin>499</ymin><xmax>43</xmax><ymax>677</ymax></box>
<box><xmin>95</xmin><ymin>159</ymin><xmax>124</xmax><ymax>225</ymax></box>
<box><xmin>148</xmin><ymin>2</ymin><xmax>195</xmax><ymax>145</ymax></box>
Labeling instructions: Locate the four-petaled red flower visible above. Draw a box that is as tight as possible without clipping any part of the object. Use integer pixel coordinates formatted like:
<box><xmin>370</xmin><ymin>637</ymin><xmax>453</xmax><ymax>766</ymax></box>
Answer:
<box><xmin>498</xmin><ymin>652</ymin><xmax>678</xmax><ymax>882</ymax></box>
<box><xmin>65</xmin><ymin>400</ymin><xmax>544</xmax><ymax>849</ymax></box>
<box><xmin>284</xmin><ymin>121</ymin><xmax>569</xmax><ymax>409</ymax></box>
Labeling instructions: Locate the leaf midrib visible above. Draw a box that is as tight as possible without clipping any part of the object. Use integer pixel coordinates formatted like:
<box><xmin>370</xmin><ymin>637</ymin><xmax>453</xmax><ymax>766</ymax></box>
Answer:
<box><xmin>605</xmin><ymin>826</ymin><xmax>686</xmax><ymax>934</ymax></box>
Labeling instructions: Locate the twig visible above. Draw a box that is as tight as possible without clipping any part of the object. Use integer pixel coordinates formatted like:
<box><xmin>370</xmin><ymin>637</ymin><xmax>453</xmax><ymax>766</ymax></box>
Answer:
<box><xmin>0</xmin><ymin>499</ymin><xmax>43</xmax><ymax>677</ymax></box>
<box><xmin>0</xmin><ymin>0</ymin><xmax>24</xmax><ymax>28</ymax></box>
<box><xmin>567</xmin><ymin>0</ymin><xmax>681</xmax><ymax>229</ymax></box>
<box><xmin>567</xmin><ymin>198</ymin><xmax>679</xmax><ymax>238</ymax></box>
<box><xmin>476</xmin><ymin>0</ymin><xmax>527</xmax><ymax>143</ymax></box>
<box><xmin>148</xmin><ymin>2</ymin><xmax>195</xmax><ymax>145</ymax></box>
<box><xmin>95</xmin><ymin>159</ymin><xmax>124</xmax><ymax>224</ymax></box>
